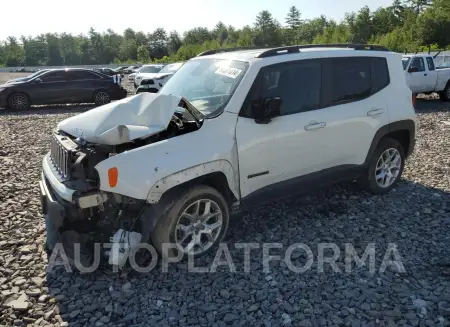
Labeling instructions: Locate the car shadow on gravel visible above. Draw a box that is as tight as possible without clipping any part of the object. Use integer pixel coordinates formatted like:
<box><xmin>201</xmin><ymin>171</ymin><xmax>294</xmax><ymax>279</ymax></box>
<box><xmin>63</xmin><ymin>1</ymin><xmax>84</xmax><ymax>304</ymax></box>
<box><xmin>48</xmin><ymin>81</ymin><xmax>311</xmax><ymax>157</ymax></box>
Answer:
<box><xmin>42</xmin><ymin>179</ymin><xmax>450</xmax><ymax>326</ymax></box>
<box><xmin>415</xmin><ymin>95</ymin><xmax>450</xmax><ymax>113</ymax></box>
<box><xmin>0</xmin><ymin>104</ymin><xmax>97</xmax><ymax>116</ymax></box>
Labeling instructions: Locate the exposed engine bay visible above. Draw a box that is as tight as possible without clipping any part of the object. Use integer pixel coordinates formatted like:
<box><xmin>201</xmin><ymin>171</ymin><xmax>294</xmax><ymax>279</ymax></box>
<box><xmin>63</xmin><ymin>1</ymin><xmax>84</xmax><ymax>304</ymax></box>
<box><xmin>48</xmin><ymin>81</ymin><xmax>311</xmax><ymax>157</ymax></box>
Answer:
<box><xmin>45</xmin><ymin>98</ymin><xmax>203</xmax><ymax>269</ymax></box>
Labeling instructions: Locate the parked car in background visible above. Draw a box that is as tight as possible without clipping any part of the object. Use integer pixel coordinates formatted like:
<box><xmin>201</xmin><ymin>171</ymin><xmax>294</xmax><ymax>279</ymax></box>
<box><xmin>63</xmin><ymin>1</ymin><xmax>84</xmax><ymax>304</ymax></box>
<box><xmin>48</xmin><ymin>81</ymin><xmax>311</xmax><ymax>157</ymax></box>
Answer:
<box><xmin>94</xmin><ymin>67</ymin><xmax>124</xmax><ymax>78</ymax></box>
<box><xmin>113</xmin><ymin>66</ymin><xmax>129</xmax><ymax>74</ymax></box>
<box><xmin>0</xmin><ymin>68</ymin><xmax>127</xmax><ymax>110</ymax></box>
<box><xmin>5</xmin><ymin>69</ymin><xmax>50</xmax><ymax>84</ymax></box>
<box><xmin>133</xmin><ymin>64</ymin><xmax>165</xmax><ymax>87</ymax></box>
<box><xmin>403</xmin><ymin>54</ymin><xmax>450</xmax><ymax>101</ymax></box>
<box><xmin>124</xmin><ymin>65</ymin><xmax>142</xmax><ymax>74</ymax></box>
<box><xmin>128</xmin><ymin>67</ymin><xmax>143</xmax><ymax>83</ymax></box>
<box><xmin>136</xmin><ymin>62</ymin><xmax>184</xmax><ymax>93</ymax></box>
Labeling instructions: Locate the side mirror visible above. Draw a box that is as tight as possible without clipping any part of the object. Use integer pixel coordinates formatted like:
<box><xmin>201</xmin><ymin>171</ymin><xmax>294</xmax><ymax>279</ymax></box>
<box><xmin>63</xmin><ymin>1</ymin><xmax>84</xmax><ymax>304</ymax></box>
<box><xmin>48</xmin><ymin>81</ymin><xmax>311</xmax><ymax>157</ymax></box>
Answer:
<box><xmin>408</xmin><ymin>66</ymin><xmax>418</xmax><ymax>73</ymax></box>
<box><xmin>255</xmin><ymin>97</ymin><xmax>282</xmax><ymax>124</ymax></box>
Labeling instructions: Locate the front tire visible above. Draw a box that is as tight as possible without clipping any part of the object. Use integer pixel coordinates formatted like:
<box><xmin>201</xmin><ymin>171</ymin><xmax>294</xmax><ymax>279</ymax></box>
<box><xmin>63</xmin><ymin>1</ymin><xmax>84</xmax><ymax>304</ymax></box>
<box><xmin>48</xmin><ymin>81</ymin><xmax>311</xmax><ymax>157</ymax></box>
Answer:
<box><xmin>151</xmin><ymin>185</ymin><xmax>230</xmax><ymax>261</ymax></box>
<box><xmin>8</xmin><ymin>93</ymin><xmax>31</xmax><ymax>110</ymax></box>
<box><xmin>359</xmin><ymin>138</ymin><xmax>405</xmax><ymax>194</ymax></box>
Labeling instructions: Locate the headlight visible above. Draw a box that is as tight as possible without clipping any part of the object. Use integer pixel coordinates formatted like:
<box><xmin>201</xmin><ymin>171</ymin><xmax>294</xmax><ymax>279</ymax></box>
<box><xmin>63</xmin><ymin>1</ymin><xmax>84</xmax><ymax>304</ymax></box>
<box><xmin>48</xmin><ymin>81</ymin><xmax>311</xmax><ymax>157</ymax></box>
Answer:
<box><xmin>154</xmin><ymin>76</ymin><xmax>167</xmax><ymax>81</ymax></box>
<box><xmin>0</xmin><ymin>87</ymin><xmax>5</xmax><ymax>92</ymax></box>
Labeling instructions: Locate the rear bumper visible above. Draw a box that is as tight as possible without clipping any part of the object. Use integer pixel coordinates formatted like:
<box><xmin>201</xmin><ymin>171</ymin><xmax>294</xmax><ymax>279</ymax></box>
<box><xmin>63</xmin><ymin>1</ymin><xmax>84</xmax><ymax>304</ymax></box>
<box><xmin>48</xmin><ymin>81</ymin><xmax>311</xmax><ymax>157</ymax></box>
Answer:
<box><xmin>111</xmin><ymin>87</ymin><xmax>127</xmax><ymax>100</ymax></box>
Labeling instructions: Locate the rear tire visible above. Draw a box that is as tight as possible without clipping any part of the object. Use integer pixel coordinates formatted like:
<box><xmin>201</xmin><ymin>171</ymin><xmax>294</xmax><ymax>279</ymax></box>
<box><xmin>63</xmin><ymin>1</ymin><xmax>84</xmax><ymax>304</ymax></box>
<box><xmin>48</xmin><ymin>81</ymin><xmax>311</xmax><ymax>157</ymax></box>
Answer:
<box><xmin>151</xmin><ymin>185</ymin><xmax>230</xmax><ymax>261</ymax></box>
<box><xmin>93</xmin><ymin>90</ymin><xmax>111</xmax><ymax>106</ymax></box>
<box><xmin>439</xmin><ymin>83</ymin><xmax>450</xmax><ymax>102</ymax></box>
<box><xmin>359</xmin><ymin>138</ymin><xmax>405</xmax><ymax>194</ymax></box>
<box><xmin>8</xmin><ymin>93</ymin><xmax>31</xmax><ymax>110</ymax></box>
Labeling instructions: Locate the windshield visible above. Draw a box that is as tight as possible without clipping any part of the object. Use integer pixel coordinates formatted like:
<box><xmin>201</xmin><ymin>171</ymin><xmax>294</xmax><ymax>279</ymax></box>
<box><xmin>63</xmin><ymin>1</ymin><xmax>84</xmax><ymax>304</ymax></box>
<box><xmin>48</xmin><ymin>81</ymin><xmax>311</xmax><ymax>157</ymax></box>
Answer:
<box><xmin>402</xmin><ymin>57</ymin><xmax>411</xmax><ymax>70</ymax></box>
<box><xmin>159</xmin><ymin>63</ymin><xmax>183</xmax><ymax>74</ymax></box>
<box><xmin>140</xmin><ymin>66</ymin><xmax>162</xmax><ymax>73</ymax></box>
<box><xmin>160</xmin><ymin>59</ymin><xmax>248</xmax><ymax>116</ymax></box>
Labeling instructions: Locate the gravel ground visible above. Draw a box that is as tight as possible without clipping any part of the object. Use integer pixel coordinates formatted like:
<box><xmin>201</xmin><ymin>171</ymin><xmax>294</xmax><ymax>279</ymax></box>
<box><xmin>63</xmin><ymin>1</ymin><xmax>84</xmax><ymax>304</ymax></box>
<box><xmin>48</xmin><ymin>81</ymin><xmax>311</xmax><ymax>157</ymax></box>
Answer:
<box><xmin>1</xmin><ymin>72</ymin><xmax>450</xmax><ymax>326</ymax></box>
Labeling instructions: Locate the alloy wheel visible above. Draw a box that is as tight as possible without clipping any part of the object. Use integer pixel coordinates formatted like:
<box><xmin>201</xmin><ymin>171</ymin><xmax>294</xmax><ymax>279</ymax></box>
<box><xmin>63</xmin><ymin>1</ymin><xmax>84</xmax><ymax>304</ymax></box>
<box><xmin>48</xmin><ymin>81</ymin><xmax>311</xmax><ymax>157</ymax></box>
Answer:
<box><xmin>375</xmin><ymin>148</ymin><xmax>402</xmax><ymax>188</ymax></box>
<box><xmin>11</xmin><ymin>95</ymin><xmax>29</xmax><ymax>109</ymax></box>
<box><xmin>95</xmin><ymin>92</ymin><xmax>110</xmax><ymax>105</ymax></box>
<box><xmin>175</xmin><ymin>199</ymin><xmax>223</xmax><ymax>256</ymax></box>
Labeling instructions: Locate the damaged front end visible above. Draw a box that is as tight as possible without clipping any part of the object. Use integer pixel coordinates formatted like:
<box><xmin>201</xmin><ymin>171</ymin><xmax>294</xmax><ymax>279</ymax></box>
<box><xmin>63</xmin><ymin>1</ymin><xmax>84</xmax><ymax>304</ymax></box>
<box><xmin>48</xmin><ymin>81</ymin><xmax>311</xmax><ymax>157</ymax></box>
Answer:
<box><xmin>40</xmin><ymin>147</ymin><xmax>149</xmax><ymax>270</ymax></box>
<box><xmin>40</xmin><ymin>93</ymin><xmax>203</xmax><ymax>270</ymax></box>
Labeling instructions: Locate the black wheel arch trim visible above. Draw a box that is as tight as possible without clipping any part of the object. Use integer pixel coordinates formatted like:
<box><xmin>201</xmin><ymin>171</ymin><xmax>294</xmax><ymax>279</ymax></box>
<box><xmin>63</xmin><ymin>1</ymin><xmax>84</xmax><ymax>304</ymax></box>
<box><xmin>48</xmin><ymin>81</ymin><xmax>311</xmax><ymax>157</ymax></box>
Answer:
<box><xmin>364</xmin><ymin>119</ymin><xmax>416</xmax><ymax>165</ymax></box>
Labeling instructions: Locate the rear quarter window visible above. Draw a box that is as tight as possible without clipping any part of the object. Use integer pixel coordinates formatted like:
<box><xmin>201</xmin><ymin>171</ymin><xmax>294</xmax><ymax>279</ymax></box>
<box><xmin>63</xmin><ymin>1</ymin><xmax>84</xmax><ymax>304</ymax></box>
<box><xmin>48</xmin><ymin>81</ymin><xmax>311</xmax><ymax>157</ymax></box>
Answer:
<box><xmin>371</xmin><ymin>57</ymin><xmax>390</xmax><ymax>93</ymax></box>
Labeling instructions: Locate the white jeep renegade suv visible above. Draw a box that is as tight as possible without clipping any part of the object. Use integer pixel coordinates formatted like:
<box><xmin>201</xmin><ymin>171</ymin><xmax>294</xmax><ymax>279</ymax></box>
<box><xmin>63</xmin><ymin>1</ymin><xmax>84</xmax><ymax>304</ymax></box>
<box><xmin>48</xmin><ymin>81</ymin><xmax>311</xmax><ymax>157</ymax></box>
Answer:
<box><xmin>40</xmin><ymin>44</ymin><xmax>417</xmax><ymax>266</ymax></box>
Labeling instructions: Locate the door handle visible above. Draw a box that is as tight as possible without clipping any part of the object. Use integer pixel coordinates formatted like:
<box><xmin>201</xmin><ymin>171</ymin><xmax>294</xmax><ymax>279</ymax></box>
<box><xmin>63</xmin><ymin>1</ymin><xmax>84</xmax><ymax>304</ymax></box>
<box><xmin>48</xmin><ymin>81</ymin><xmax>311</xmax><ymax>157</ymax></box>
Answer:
<box><xmin>367</xmin><ymin>108</ymin><xmax>384</xmax><ymax>116</ymax></box>
<box><xmin>424</xmin><ymin>73</ymin><xmax>427</xmax><ymax>76</ymax></box>
<box><xmin>304</xmin><ymin>122</ymin><xmax>326</xmax><ymax>131</ymax></box>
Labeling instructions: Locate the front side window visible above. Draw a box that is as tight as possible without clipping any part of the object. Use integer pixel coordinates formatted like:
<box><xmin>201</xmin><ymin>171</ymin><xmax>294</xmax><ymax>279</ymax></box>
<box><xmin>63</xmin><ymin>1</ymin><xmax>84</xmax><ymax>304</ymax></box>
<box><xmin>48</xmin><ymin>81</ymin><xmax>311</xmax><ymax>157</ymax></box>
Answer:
<box><xmin>410</xmin><ymin>57</ymin><xmax>425</xmax><ymax>72</ymax></box>
<box><xmin>160</xmin><ymin>59</ymin><xmax>248</xmax><ymax>116</ymax></box>
<box><xmin>241</xmin><ymin>60</ymin><xmax>322</xmax><ymax>117</ymax></box>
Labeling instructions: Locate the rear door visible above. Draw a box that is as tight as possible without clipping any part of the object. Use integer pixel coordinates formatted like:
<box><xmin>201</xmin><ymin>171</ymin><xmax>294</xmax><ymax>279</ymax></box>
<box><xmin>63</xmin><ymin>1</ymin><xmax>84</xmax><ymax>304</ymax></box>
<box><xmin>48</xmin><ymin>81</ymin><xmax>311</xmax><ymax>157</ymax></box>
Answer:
<box><xmin>28</xmin><ymin>71</ymin><xmax>70</xmax><ymax>104</ymax></box>
<box><xmin>66</xmin><ymin>70</ymin><xmax>105</xmax><ymax>103</ymax></box>
<box><xmin>236</xmin><ymin>56</ymin><xmax>391</xmax><ymax>201</ymax></box>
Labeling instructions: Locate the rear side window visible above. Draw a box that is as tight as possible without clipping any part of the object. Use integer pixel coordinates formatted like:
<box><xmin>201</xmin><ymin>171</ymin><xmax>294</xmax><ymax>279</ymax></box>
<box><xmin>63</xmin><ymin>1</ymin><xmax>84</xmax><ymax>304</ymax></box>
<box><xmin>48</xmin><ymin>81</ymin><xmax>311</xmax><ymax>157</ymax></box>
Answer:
<box><xmin>240</xmin><ymin>56</ymin><xmax>391</xmax><ymax>117</ymax></box>
<box><xmin>40</xmin><ymin>71</ymin><xmax>67</xmax><ymax>82</ymax></box>
<box><xmin>328</xmin><ymin>57</ymin><xmax>371</xmax><ymax>103</ymax></box>
<box><xmin>426</xmin><ymin>57</ymin><xmax>435</xmax><ymax>71</ymax></box>
<box><xmin>68</xmin><ymin>71</ymin><xmax>102</xmax><ymax>80</ymax></box>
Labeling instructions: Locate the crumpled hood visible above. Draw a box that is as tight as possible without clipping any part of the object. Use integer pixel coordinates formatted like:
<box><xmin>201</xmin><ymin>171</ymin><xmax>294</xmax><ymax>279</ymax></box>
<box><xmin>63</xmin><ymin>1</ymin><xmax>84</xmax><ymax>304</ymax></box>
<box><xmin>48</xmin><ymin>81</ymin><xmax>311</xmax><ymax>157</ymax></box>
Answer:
<box><xmin>57</xmin><ymin>93</ymin><xmax>181</xmax><ymax>145</ymax></box>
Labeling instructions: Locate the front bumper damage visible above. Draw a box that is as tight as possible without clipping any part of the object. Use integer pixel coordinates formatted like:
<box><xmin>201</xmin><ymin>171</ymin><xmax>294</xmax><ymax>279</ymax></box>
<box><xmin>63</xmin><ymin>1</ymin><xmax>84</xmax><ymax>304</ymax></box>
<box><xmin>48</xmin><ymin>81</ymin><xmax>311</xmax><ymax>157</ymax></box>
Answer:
<box><xmin>40</xmin><ymin>155</ymin><xmax>151</xmax><ymax>270</ymax></box>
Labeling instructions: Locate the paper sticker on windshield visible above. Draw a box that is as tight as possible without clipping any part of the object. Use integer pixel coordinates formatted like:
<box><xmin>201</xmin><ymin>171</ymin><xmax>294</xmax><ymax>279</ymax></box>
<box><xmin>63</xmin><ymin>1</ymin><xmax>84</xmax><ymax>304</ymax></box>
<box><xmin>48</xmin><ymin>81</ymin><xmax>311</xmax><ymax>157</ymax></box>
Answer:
<box><xmin>215</xmin><ymin>67</ymin><xmax>242</xmax><ymax>79</ymax></box>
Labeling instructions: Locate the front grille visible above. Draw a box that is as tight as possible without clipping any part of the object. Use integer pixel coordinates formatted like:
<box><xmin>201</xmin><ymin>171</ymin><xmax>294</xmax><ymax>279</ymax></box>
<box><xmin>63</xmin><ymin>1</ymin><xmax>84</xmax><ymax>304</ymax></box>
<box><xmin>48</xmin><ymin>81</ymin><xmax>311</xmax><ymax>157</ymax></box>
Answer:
<box><xmin>140</xmin><ymin>79</ymin><xmax>154</xmax><ymax>85</ymax></box>
<box><xmin>50</xmin><ymin>135</ymin><xmax>72</xmax><ymax>179</ymax></box>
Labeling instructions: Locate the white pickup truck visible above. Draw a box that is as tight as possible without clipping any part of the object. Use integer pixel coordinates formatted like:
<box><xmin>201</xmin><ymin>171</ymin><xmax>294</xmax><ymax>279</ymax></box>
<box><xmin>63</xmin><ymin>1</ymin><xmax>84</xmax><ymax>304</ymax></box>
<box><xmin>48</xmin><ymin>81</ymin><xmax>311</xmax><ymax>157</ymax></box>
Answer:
<box><xmin>403</xmin><ymin>54</ymin><xmax>450</xmax><ymax>101</ymax></box>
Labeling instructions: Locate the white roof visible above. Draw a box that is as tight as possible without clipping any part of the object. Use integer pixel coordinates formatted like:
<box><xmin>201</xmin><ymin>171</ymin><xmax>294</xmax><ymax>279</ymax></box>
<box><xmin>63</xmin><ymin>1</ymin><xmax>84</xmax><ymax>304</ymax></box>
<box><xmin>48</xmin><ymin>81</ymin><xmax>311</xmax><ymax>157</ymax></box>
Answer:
<box><xmin>193</xmin><ymin>47</ymin><xmax>394</xmax><ymax>62</ymax></box>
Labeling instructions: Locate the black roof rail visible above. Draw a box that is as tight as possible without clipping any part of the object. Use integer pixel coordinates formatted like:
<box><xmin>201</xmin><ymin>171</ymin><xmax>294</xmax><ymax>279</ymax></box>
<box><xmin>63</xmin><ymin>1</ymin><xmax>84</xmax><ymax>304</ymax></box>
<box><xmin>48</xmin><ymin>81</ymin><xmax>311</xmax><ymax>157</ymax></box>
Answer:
<box><xmin>197</xmin><ymin>46</ymin><xmax>273</xmax><ymax>57</ymax></box>
<box><xmin>257</xmin><ymin>43</ymin><xmax>390</xmax><ymax>58</ymax></box>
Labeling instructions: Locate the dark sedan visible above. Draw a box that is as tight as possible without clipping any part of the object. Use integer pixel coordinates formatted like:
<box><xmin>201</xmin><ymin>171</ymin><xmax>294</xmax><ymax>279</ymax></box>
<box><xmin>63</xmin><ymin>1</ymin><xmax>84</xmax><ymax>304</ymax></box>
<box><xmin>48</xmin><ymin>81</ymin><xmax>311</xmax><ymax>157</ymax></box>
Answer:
<box><xmin>0</xmin><ymin>68</ymin><xmax>127</xmax><ymax>110</ymax></box>
<box><xmin>93</xmin><ymin>67</ymin><xmax>124</xmax><ymax>78</ymax></box>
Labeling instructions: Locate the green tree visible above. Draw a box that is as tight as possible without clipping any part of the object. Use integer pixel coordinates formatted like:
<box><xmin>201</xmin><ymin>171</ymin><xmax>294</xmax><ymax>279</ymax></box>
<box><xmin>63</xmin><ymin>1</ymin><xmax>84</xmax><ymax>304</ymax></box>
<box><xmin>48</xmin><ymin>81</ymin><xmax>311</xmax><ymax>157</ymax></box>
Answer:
<box><xmin>149</xmin><ymin>27</ymin><xmax>168</xmax><ymax>59</ymax></box>
<box><xmin>167</xmin><ymin>31</ymin><xmax>182</xmax><ymax>55</ymax></box>
<box><xmin>254</xmin><ymin>10</ymin><xmax>282</xmax><ymax>46</ymax></box>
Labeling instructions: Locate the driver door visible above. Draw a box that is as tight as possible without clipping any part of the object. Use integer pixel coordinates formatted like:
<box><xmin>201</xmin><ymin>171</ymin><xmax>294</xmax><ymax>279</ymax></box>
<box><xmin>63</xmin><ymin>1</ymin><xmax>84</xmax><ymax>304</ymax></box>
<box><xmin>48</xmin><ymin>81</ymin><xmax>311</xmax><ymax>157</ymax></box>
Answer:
<box><xmin>29</xmin><ymin>71</ymin><xmax>71</xmax><ymax>104</ymax></box>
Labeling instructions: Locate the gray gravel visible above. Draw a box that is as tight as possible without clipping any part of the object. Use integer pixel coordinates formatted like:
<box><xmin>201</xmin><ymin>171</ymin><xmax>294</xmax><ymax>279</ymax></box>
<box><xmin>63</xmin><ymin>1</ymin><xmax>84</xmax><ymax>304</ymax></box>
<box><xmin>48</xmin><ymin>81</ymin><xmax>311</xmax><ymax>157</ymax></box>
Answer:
<box><xmin>1</xmin><ymin>83</ymin><xmax>450</xmax><ymax>326</ymax></box>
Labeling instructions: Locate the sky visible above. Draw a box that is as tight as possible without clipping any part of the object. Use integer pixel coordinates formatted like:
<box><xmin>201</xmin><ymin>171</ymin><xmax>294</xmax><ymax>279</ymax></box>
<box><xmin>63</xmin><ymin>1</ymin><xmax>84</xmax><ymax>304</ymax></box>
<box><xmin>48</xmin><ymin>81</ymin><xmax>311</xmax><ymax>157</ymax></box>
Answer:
<box><xmin>0</xmin><ymin>0</ymin><xmax>394</xmax><ymax>41</ymax></box>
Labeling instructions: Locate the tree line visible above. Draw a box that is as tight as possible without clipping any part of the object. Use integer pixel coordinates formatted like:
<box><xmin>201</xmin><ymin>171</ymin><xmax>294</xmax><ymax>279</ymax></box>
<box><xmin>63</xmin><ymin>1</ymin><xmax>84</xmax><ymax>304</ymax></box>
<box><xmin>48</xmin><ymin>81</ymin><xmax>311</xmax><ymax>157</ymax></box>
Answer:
<box><xmin>0</xmin><ymin>0</ymin><xmax>449</xmax><ymax>67</ymax></box>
